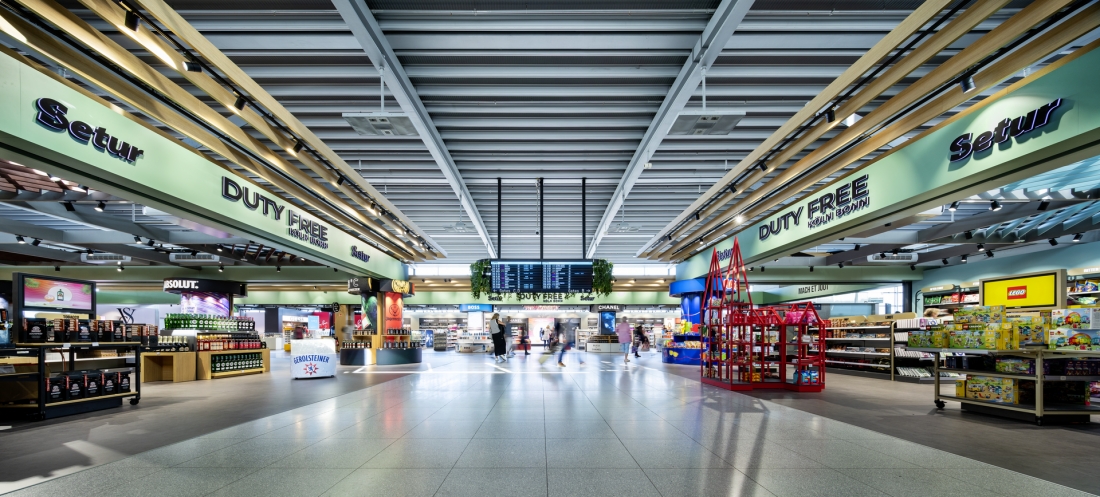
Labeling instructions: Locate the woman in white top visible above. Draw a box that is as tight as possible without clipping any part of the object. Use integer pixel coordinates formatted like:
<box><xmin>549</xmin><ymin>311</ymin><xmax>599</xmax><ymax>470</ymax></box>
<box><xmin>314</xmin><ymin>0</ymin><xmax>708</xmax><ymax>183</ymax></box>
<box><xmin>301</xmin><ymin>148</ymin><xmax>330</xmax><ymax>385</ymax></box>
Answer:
<box><xmin>489</xmin><ymin>313</ymin><xmax>507</xmax><ymax>363</ymax></box>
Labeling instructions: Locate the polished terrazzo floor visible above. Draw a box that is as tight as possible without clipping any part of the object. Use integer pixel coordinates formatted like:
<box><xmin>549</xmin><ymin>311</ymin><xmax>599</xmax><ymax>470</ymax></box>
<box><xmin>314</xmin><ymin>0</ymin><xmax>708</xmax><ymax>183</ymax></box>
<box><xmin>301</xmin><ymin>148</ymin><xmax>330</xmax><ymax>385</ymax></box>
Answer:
<box><xmin>5</xmin><ymin>351</ymin><xmax>1095</xmax><ymax>497</ymax></box>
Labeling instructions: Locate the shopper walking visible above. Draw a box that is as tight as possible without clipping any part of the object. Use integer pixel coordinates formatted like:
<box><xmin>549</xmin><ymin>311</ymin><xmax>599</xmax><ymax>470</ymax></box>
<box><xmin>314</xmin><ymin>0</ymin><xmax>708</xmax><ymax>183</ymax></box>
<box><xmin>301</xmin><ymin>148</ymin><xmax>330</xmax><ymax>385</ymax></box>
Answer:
<box><xmin>503</xmin><ymin>315</ymin><xmax>516</xmax><ymax>358</ymax></box>
<box><xmin>519</xmin><ymin>327</ymin><xmax>531</xmax><ymax>356</ymax></box>
<box><xmin>539</xmin><ymin>327</ymin><xmax>560</xmax><ymax>365</ymax></box>
<box><xmin>616</xmin><ymin>318</ymin><xmax>633</xmax><ymax>364</ymax></box>
<box><xmin>632</xmin><ymin>325</ymin><xmax>645</xmax><ymax>359</ymax></box>
<box><xmin>558</xmin><ymin>322</ymin><xmax>576</xmax><ymax>367</ymax></box>
<box><xmin>489</xmin><ymin>313</ymin><xmax>507</xmax><ymax>363</ymax></box>
<box><xmin>540</xmin><ymin>327</ymin><xmax>547</xmax><ymax>348</ymax></box>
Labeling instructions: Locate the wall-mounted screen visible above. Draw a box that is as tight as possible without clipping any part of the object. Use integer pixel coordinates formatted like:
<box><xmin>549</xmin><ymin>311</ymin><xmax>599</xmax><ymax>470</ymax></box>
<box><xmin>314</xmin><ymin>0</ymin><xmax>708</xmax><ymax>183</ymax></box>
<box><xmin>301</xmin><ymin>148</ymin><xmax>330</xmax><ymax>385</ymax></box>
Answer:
<box><xmin>490</xmin><ymin>260</ymin><xmax>593</xmax><ymax>294</ymax></box>
<box><xmin>22</xmin><ymin>276</ymin><xmax>94</xmax><ymax>311</ymax></box>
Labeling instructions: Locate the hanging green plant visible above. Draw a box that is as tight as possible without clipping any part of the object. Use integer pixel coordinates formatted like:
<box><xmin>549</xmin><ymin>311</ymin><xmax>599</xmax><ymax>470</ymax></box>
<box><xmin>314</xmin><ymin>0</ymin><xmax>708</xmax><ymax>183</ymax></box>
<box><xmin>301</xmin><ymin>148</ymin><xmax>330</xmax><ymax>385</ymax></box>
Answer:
<box><xmin>592</xmin><ymin>259</ymin><xmax>613</xmax><ymax>297</ymax></box>
<box><xmin>469</xmin><ymin>259</ymin><xmax>492</xmax><ymax>299</ymax></box>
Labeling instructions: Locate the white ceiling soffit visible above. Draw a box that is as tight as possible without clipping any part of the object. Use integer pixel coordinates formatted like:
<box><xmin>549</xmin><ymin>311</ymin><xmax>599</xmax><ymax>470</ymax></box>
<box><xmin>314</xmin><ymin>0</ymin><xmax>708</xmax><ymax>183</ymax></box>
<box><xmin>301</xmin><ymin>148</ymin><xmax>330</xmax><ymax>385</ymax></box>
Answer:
<box><xmin>586</xmin><ymin>0</ymin><xmax>756</xmax><ymax>259</ymax></box>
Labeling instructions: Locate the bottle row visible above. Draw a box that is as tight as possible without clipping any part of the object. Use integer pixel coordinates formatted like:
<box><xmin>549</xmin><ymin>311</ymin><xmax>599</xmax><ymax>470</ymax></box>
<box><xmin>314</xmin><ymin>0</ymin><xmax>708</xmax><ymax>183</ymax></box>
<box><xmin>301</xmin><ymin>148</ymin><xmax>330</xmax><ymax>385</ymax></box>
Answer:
<box><xmin>165</xmin><ymin>314</ymin><xmax>256</xmax><ymax>332</ymax></box>
<box><xmin>211</xmin><ymin>353</ymin><xmax>263</xmax><ymax>373</ymax></box>
<box><xmin>381</xmin><ymin>341</ymin><xmax>422</xmax><ymax>349</ymax></box>
<box><xmin>385</xmin><ymin>328</ymin><xmax>412</xmax><ymax>336</ymax></box>
<box><xmin>341</xmin><ymin>341</ymin><xmax>372</xmax><ymax>349</ymax></box>
<box><xmin>197</xmin><ymin>333</ymin><xmax>265</xmax><ymax>351</ymax></box>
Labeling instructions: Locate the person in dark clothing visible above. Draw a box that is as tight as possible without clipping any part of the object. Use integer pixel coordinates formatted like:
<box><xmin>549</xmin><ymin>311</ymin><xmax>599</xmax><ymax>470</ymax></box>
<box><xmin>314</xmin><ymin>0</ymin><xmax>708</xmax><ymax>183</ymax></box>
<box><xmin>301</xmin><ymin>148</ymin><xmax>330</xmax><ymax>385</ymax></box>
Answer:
<box><xmin>489</xmin><ymin>313</ymin><xmax>507</xmax><ymax>363</ymax></box>
<box><xmin>632</xmin><ymin>325</ymin><xmax>645</xmax><ymax>358</ymax></box>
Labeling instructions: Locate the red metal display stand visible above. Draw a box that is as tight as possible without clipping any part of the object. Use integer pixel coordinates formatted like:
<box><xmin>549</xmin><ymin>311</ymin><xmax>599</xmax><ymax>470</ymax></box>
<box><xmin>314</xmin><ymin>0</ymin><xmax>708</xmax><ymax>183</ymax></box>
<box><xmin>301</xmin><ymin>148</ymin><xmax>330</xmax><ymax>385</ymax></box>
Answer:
<box><xmin>699</xmin><ymin>239</ymin><xmax>825</xmax><ymax>392</ymax></box>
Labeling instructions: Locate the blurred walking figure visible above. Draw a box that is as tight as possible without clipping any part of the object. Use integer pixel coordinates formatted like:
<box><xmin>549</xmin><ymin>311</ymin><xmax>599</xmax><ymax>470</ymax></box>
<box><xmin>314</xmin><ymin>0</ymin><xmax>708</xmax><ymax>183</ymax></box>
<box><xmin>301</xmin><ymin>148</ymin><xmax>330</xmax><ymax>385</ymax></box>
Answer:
<box><xmin>503</xmin><ymin>316</ymin><xmax>516</xmax><ymax>358</ymax></box>
<box><xmin>632</xmin><ymin>325</ymin><xmax>645</xmax><ymax>359</ymax></box>
<box><xmin>616</xmin><ymin>318</ymin><xmax>632</xmax><ymax>364</ymax></box>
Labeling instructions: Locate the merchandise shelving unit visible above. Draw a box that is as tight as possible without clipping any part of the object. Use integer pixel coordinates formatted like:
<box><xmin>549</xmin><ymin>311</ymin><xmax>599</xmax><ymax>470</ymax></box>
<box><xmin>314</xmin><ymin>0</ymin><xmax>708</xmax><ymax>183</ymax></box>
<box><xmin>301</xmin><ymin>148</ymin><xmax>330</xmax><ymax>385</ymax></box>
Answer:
<box><xmin>196</xmin><ymin>348</ymin><xmax>270</xmax><ymax>380</ymax></box>
<box><xmin>916</xmin><ymin>347</ymin><xmax>1100</xmax><ymax>424</ymax></box>
<box><xmin>824</xmin><ymin>313</ymin><xmax>918</xmax><ymax>382</ymax></box>
<box><xmin>699</xmin><ymin>240</ymin><xmax>825</xmax><ymax>391</ymax></box>
<box><xmin>920</xmin><ymin>282</ymin><xmax>980</xmax><ymax>315</ymax></box>
<box><xmin>0</xmin><ymin>343</ymin><xmax>140</xmax><ymax>420</ymax></box>
<box><xmin>892</xmin><ymin>317</ymin><xmax>941</xmax><ymax>383</ymax></box>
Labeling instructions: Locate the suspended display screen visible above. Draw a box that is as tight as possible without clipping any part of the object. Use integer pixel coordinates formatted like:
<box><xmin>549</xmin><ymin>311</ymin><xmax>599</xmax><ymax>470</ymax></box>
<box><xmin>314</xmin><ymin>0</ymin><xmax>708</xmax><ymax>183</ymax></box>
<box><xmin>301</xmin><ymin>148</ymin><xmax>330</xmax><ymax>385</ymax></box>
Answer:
<box><xmin>490</xmin><ymin>260</ymin><xmax>594</xmax><ymax>294</ymax></box>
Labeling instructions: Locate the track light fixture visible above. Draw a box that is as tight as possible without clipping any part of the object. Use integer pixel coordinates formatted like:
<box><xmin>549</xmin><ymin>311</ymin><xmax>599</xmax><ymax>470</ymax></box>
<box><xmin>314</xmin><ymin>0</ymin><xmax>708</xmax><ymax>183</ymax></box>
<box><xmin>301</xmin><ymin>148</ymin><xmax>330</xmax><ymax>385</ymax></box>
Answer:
<box><xmin>292</xmin><ymin>139</ymin><xmax>304</xmax><ymax>154</ymax></box>
<box><xmin>95</xmin><ymin>201</ymin><xmax>106</xmax><ymax>212</ymax></box>
<box><xmin>63</xmin><ymin>201</ymin><xmax>75</xmax><ymax>212</ymax></box>
<box><xmin>233</xmin><ymin>96</ymin><xmax>246</xmax><ymax>111</ymax></box>
<box><xmin>959</xmin><ymin>74</ymin><xmax>976</xmax><ymax>93</ymax></box>
<box><xmin>986</xmin><ymin>250</ymin><xmax>994</xmax><ymax>258</ymax></box>
<box><xmin>760</xmin><ymin>266</ymin><xmax>765</xmax><ymax>272</ymax></box>
<box><xmin>48</xmin><ymin>173</ymin><xmax>60</xmax><ymax>181</ymax></box>
<box><xmin>54</xmin><ymin>265</ymin><xmax>60</xmax><ymax>272</ymax></box>
<box><xmin>727</xmin><ymin>183</ymin><xmax>738</xmax><ymax>195</ymax></box>
<box><xmin>809</xmin><ymin>266</ymin><xmax>814</xmax><ymax>272</ymax></box>
<box><xmin>825</xmin><ymin>108</ymin><xmax>835</xmax><ymax>123</ymax></box>
<box><xmin>145</xmin><ymin>239</ymin><xmax>155</xmax><ymax>247</ymax></box>
<box><xmin>1049</xmin><ymin>238</ymin><xmax>1059</xmax><ymax>246</ymax></box>
<box><xmin>1038</xmin><ymin>200</ymin><xmax>1050</xmax><ymax>211</ymax></box>
<box><xmin>134</xmin><ymin>235</ymin><xmax>142</xmax><ymax>243</ymax></box>
<box><xmin>183</xmin><ymin>61</ymin><xmax>202</xmax><ymax>73</ymax></box>
<box><xmin>216</xmin><ymin>245</ymin><xmax>223</xmax><ymax>252</ymax></box>
<box><xmin>333</xmin><ymin>267</ymin><xmax>338</xmax><ymax>273</ymax></box>
<box><xmin>694</xmin><ymin>211</ymin><xmax>701</xmax><ymax>221</ymax></box>
<box><xmin>1073</xmin><ymin>233</ymin><xmax>1082</xmax><ymax>242</ymax></box>
<box><xmin>16</xmin><ymin>235</ymin><xmax>25</xmax><ymax>244</ymax></box>
<box><xmin>31</xmin><ymin>238</ymin><xmax>40</xmax><ymax>246</ymax></box>
<box><xmin>748</xmin><ymin>267</ymin><xmax>753</xmax><ymax>272</ymax></box>
<box><xmin>948</xmin><ymin>201</ymin><xmax>958</xmax><ymax>212</ymax></box>
<box><xmin>879</xmin><ymin>252</ymin><xmax>886</xmax><ymax>258</ymax></box>
<box><xmin>961</xmin><ymin>254</ymin><xmax>968</xmax><ymax>263</ymax></box>
<box><xmin>276</xmin><ymin>266</ymin><xmax>281</xmax><ymax>272</ymax></box>
<box><xmin>964</xmin><ymin>231</ymin><xmax>973</xmax><ymax>240</ymax></box>
<box><xmin>336</xmin><ymin>175</ymin><xmax>346</xmax><ymax>186</ymax></box>
<box><xmin>942</xmin><ymin>258</ymin><xmax>949</xmax><ymax>265</ymax></box>
<box><xmin>758</xmin><ymin>163</ymin><xmax>767</xmax><ymax>173</ymax></box>
<box><xmin>86</xmin><ymin>248</ymin><xmax>93</xmax><ymax>254</ymax></box>
<box><xmin>190</xmin><ymin>250</ymin><xmax>198</xmax><ymax>256</ymax></box>
<box><xmin>977</xmin><ymin>243</ymin><xmax>985</xmax><ymax>251</ymax></box>
<box><xmin>910</xmin><ymin>264</ymin><xmax>916</xmax><ymax>271</ymax></box>
<box><xmin>837</xmin><ymin>262</ymin><xmax>844</xmax><ymax>268</ymax></box>
<box><xmin>853</xmin><ymin>244</ymin><xmax>861</xmax><ymax>250</ymax></box>
<box><xmin>891</xmin><ymin>248</ymin><xmax>899</xmax><ymax>255</ymax></box>
<box><xmin>698</xmin><ymin>239</ymin><xmax>705</xmax><ymax>246</ymax></box>
<box><xmin>124</xmin><ymin>9</ymin><xmax>139</xmax><ymax>31</ymax></box>
<box><xmin>218</xmin><ymin>264</ymin><xmax>224</xmax><ymax>272</ymax></box>
<box><xmin>990</xmin><ymin>200</ymin><xmax>1001</xmax><ymax>211</ymax></box>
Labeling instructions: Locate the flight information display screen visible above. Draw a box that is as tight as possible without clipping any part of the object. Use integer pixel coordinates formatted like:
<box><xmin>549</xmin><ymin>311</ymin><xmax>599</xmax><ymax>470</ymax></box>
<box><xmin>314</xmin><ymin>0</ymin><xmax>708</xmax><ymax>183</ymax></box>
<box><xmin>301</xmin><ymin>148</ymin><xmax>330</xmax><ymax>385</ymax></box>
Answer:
<box><xmin>490</xmin><ymin>260</ymin><xmax>594</xmax><ymax>294</ymax></box>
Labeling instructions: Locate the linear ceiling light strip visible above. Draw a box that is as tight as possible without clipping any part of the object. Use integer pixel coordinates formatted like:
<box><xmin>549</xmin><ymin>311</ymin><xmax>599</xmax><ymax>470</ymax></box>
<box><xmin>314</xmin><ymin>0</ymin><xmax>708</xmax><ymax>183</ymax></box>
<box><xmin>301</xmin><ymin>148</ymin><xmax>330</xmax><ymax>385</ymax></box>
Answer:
<box><xmin>656</xmin><ymin>0</ymin><xmax>1085</xmax><ymax>261</ymax></box>
<box><xmin>9</xmin><ymin>0</ymin><xmax>419</xmax><ymax>260</ymax></box>
<box><xmin>72</xmin><ymin>0</ymin><xmax>432</xmax><ymax>260</ymax></box>
<box><xmin>129</xmin><ymin>0</ymin><xmax>441</xmax><ymax>256</ymax></box>
<box><xmin>121</xmin><ymin>4</ymin><xmax>435</xmax><ymax>259</ymax></box>
<box><xmin>667</xmin><ymin>4</ymin><xmax>1100</xmax><ymax>262</ymax></box>
<box><xmin>0</xmin><ymin>7</ymin><xmax>416</xmax><ymax>261</ymax></box>
<box><xmin>638</xmin><ymin>0</ymin><xmax>957</xmax><ymax>256</ymax></box>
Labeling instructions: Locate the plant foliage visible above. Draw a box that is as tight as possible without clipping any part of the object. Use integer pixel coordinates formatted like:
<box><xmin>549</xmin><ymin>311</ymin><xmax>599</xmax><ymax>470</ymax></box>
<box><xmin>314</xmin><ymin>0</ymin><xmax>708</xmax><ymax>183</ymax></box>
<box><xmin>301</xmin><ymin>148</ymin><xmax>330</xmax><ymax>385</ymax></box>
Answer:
<box><xmin>469</xmin><ymin>259</ymin><xmax>492</xmax><ymax>299</ymax></box>
<box><xmin>592</xmin><ymin>259</ymin><xmax>613</xmax><ymax>297</ymax></box>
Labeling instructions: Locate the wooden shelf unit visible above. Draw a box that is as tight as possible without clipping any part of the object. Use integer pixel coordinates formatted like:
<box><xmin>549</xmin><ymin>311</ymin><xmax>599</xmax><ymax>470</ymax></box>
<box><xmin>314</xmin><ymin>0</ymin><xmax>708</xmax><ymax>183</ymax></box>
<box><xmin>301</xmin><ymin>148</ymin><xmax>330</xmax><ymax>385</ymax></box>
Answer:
<box><xmin>196</xmin><ymin>348</ymin><xmax>270</xmax><ymax>380</ymax></box>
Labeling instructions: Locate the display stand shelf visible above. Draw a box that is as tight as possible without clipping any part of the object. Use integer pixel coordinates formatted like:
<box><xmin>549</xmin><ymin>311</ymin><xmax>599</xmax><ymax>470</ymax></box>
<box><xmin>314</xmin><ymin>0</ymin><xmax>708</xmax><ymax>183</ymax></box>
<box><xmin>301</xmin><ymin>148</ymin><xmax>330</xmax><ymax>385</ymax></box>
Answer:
<box><xmin>141</xmin><ymin>351</ymin><xmax>196</xmax><ymax>383</ymax></box>
<box><xmin>914</xmin><ymin>347</ymin><xmax>1100</xmax><ymax>424</ymax></box>
<box><xmin>0</xmin><ymin>343</ymin><xmax>140</xmax><ymax>420</ymax></box>
<box><xmin>196</xmin><ymin>348</ymin><xmax>270</xmax><ymax>380</ymax></box>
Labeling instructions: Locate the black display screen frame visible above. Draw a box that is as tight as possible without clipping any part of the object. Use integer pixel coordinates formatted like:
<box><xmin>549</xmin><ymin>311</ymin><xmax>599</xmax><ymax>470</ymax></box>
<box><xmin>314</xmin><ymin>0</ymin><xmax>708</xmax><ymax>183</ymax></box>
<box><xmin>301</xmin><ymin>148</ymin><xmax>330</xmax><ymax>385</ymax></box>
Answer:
<box><xmin>489</xmin><ymin>260</ymin><xmax>594</xmax><ymax>294</ymax></box>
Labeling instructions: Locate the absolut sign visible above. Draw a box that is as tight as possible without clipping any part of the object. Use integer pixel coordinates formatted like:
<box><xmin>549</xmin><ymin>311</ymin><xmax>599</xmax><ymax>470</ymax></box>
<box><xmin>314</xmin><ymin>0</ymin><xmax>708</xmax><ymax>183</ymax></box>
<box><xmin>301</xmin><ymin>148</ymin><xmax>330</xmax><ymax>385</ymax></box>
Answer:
<box><xmin>34</xmin><ymin>98</ymin><xmax>144</xmax><ymax>163</ymax></box>
<box><xmin>758</xmin><ymin>174</ymin><xmax>869</xmax><ymax>241</ymax></box>
<box><xmin>949</xmin><ymin>98</ymin><xmax>1063</xmax><ymax>162</ymax></box>
<box><xmin>221</xmin><ymin>177</ymin><xmax>328</xmax><ymax>249</ymax></box>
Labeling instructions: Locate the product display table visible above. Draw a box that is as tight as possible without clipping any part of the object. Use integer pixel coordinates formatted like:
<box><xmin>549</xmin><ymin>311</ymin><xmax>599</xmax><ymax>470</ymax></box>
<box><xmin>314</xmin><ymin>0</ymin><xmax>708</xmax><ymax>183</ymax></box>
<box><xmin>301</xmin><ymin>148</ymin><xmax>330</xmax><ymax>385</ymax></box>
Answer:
<box><xmin>141</xmin><ymin>351</ymin><xmax>196</xmax><ymax>383</ymax></box>
<box><xmin>197</xmin><ymin>348</ymin><xmax>270</xmax><ymax>380</ymax></box>
<box><xmin>663</xmin><ymin>347</ymin><xmax>701</xmax><ymax>365</ymax></box>
<box><xmin>585</xmin><ymin>342</ymin><xmax>622</xmax><ymax>353</ymax></box>
<box><xmin>456</xmin><ymin>340</ymin><xmax>490</xmax><ymax>353</ymax></box>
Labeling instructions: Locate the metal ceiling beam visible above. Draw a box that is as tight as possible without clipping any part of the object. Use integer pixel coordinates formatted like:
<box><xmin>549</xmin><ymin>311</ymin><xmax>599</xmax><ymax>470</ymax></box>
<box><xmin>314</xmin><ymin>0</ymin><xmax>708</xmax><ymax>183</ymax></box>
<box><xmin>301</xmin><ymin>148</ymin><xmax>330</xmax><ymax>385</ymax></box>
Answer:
<box><xmin>332</xmin><ymin>0</ymin><xmax>496</xmax><ymax>258</ymax></box>
<box><xmin>586</xmin><ymin>0</ymin><xmax>755</xmax><ymax>259</ymax></box>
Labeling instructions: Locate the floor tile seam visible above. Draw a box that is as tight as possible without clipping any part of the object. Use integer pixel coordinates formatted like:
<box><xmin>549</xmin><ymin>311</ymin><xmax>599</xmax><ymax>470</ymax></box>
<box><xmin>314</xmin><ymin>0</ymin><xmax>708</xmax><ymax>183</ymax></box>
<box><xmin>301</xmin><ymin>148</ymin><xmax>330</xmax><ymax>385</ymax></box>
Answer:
<box><xmin>430</xmin><ymin>434</ymin><xmax>479</xmax><ymax>497</ymax></box>
<box><xmin>170</xmin><ymin>465</ymin><xmax>265</xmax><ymax>497</ymax></box>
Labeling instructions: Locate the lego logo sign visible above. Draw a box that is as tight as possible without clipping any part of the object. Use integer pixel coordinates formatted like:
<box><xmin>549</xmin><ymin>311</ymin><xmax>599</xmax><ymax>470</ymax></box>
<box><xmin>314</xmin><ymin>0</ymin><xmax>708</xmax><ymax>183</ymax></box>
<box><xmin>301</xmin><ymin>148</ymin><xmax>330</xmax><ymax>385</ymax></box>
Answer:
<box><xmin>1007</xmin><ymin>286</ymin><xmax>1027</xmax><ymax>300</ymax></box>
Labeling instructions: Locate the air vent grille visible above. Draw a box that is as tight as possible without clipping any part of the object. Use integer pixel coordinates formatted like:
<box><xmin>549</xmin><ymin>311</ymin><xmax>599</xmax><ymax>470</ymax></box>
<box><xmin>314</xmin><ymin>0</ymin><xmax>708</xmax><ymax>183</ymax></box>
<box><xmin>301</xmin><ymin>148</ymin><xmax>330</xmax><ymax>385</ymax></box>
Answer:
<box><xmin>343</xmin><ymin>112</ymin><xmax>419</xmax><ymax>136</ymax></box>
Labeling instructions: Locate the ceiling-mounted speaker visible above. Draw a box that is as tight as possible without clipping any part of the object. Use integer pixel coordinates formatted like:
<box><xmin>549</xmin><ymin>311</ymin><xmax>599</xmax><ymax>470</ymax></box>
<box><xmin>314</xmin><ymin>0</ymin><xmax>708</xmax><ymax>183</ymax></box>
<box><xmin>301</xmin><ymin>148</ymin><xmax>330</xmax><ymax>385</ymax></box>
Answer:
<box><xmin>669</xmin><ymin>110</ymin><xmax>745</xmax><ymax>136</ymax></box>
<box><xmin>343</xmin><ymin>112</ymin><xmax>419</xmax><ymax>136</ymax></box>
